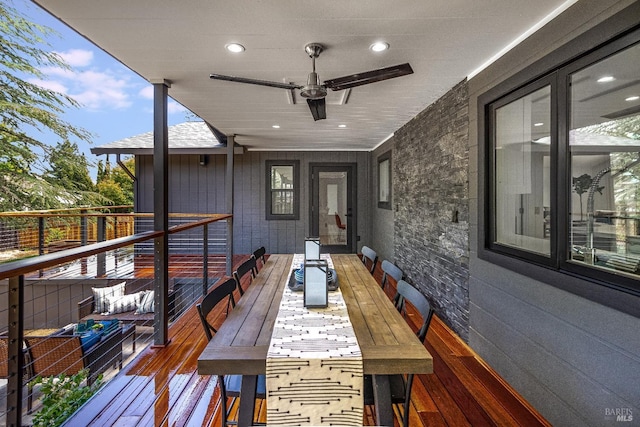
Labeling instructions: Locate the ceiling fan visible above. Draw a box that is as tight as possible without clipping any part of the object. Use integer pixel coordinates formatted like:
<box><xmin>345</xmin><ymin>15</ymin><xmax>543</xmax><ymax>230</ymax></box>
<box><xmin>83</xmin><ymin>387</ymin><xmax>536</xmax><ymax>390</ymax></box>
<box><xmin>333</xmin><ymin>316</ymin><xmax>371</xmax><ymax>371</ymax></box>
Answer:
<box><xmin>209</xmin><ymin>43</ymin><xmax>413</xmax><ymax>121</ymax></box>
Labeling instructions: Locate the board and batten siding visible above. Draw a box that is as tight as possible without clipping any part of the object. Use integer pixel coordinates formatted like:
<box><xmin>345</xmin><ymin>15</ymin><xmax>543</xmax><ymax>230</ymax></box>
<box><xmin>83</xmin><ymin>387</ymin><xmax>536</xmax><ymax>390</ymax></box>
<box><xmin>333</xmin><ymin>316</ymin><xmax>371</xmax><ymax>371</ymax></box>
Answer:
<box><xmin>136</xmin><ymin>151</ymin><xmax>371</xmax><ymax>255</ymax></box>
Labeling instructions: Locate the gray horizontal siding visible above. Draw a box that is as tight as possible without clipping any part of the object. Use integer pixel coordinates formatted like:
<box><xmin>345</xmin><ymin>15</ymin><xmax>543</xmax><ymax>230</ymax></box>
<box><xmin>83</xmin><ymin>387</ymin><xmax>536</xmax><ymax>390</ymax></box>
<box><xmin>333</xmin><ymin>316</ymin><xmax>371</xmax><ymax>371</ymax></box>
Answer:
<box><xmin>469</xmin><ymin>257</ymin><xmax>640</xmax><ymax>426</ymax></box>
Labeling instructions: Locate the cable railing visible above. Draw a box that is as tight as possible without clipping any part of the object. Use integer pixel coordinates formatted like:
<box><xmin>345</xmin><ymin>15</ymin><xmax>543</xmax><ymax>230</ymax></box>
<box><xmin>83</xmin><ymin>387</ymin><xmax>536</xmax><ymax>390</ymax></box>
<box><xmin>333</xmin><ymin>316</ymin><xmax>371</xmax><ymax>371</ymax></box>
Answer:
<box><xmin>0</xmin><ymin>211</ymin><xmax>231</xmax><ymax>427</ymax></box>
<box><xmin>0</xmin><ymin>206</ymin><xmax>134</xmax><ymax>265</ymax></box>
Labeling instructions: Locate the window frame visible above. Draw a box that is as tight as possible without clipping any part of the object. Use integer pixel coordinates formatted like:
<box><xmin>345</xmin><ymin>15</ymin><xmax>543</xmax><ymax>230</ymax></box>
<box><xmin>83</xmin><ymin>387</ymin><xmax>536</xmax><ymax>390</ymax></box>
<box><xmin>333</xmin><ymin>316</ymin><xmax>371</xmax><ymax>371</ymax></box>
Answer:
<box><xmin>377</xmin><ymin>150</ymin><xmax>392</xmax><ymax>210</ymax></box>
<box><xmin>478</xmin><ymin>18</ymin><xmax>640</xmax><ymax>309</ymax></box>
<box><xmin>265</xmin><ymin>160</ymin><xmax>300</xmax><ymax>220</ymax></box>
<box><xmin>486</xmin><ymin>76</ymin><xmax>559</xmax><ymax>267</ymax></box>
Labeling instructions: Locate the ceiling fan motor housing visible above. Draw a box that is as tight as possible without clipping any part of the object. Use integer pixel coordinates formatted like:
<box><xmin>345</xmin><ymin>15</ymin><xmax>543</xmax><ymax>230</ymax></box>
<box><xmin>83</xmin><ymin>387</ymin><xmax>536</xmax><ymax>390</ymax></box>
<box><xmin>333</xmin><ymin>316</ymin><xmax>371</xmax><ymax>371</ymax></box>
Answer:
<box><xmin>300</xmin><ymin>72</ymin><xmax>327</xmax><ymax>99</ymax></box>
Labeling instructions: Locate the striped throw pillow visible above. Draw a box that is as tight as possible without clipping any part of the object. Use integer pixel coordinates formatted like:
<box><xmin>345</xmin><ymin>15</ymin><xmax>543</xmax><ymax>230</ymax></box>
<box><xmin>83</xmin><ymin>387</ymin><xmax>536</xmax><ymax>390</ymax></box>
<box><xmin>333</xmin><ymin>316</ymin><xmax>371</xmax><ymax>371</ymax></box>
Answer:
<box><xmin>92</xmin><ymin>282</ymin><xmax>126</xmax><ymax>314</ymax></box>
<box><xmin>136</xmin><ymin>290</ymin><xmax>155</xmax><ymax>314</ymax></box>
<box><xmin>105</xmin><ymin>292</ymin><xmax>144</xmax><ymax>315</ymax></box>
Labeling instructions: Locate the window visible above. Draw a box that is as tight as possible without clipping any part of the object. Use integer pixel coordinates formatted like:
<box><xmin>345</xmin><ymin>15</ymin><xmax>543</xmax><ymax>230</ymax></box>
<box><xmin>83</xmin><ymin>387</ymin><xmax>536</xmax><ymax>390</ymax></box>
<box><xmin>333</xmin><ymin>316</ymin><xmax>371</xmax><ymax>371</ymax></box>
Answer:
<box><xmin>378</xmin><ymin>151</ymin><xmax>392</xmax><ymax>209</ymax></box>
<box><xmin>266</xmin><ymin>160</ymin><xmax>299</xmax><ymax>220</ymax></box>
<box><xmin>483</xmin><ymin>27</ymin><xmax>640</xmax><ymax>295</ymax></box>
<box><xmin>491</xmin><ymin>84</ymin><xmax>552</xmax><ymax>258</ymax></box>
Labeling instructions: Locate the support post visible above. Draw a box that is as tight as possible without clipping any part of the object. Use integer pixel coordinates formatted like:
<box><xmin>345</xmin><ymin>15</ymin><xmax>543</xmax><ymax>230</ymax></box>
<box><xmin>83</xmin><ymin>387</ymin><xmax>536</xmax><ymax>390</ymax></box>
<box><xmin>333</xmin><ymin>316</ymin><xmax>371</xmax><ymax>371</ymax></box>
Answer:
<box><xmin>6</xmin><ymin>275</ymin><xmax>24</xmax><ymax>427</ymax></box>
<box><xmin>151</xmin><ymin>79</ymin><xmax>171</xmax><ymax>346</ymax></box>
<box><xmin>226</xmin><ymin>135</ymin><xmax>235</xmax><ymax>277</ymax></box>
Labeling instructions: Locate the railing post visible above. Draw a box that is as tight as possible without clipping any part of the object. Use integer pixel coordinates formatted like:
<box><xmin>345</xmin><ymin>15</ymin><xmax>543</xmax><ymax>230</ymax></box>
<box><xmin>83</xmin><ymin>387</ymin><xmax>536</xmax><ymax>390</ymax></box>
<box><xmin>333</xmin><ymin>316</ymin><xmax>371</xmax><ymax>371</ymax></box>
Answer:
<box><xmin>38</xmin><ymin>216</ymin><xmax>44</xmax><ymax>278</ymax></box>
<box><xmin>80</xmin><ymin>209</ymin><xmax>88</xmax><ymax>274</ymax></box>
<box><xmin>114</xmin><ymin>216</ymin><xmax>119</xmax><ymax>269</ymax></box>
<box><xmin>97</xmin><ymin>216</ymin><xmax>107</xmax><ymax>277</ymax></box>
<box><xmin>203</xmin><ymin>224</ymin><xmax>208</xmax><ymax>296</ymax></box>
<box><xmin>6</xmin><ymin>275</ymin><xmax>24</xmax><ymax>427</ymax></box>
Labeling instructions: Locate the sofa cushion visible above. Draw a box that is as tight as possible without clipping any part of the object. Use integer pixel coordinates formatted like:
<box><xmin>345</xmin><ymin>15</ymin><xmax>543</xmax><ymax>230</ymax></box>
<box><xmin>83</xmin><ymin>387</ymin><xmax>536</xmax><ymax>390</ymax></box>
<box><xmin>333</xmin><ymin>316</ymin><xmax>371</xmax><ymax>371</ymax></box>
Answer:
<box><xmin>92</xmin><ymin>282</ymin><xmax>126</xmax><ymax>314</ymax></box>
<box><xmin>105</xmin><ymin>292</ymin><xmax>144</xmax><ymax>315</ymax></box>
<box><xmin>136</xmin><ymin>290</ymin><xmax>155</xmax><ymax>314</ymax></box>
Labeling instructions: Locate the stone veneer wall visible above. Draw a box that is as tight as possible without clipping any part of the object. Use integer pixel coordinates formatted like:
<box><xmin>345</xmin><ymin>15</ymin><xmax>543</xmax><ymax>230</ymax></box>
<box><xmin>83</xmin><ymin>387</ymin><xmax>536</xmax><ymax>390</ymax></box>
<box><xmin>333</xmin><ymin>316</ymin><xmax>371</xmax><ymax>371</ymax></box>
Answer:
<box><xmin>393</xmin><ymin>79</ymin><xmax>470</xmax><ymax>340</ymax></box>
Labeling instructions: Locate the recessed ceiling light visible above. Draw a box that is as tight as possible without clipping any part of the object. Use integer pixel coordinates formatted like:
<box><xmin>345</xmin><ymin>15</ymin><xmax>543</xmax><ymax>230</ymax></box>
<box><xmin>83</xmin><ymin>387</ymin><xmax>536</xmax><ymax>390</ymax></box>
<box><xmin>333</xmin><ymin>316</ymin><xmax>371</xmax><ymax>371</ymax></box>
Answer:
<box><xmin>338</xmin><ymin>124</ymin><xmax>347</xmax><ymax>128</ymax></box>
<box><xmin>225</xmin><ymin>43</ymin><xmax>245</xmax><ymax>53</ymax></box>
<box><xmin>597</xmin><ymin>76</ymin><xmax>615</xmax><ymax>83</ymax></box>
<box><xmin>272</xmin><ymin>125</ymin><xmax>280</xmax><ymax>129</ymax></box>
<box><xmin>625</xmin><ymin>95</ymin><xmax>639</xmax><ymax>102</ymax></box>
<box><xmin>534</xmin><ymin>122</ymin><xmax>544</xmax><ymax>127</ymax></box>
<box><xmin>370</xmin><ymin>42</ymin><xmax>389</xmax><ymax>52</ymax></box>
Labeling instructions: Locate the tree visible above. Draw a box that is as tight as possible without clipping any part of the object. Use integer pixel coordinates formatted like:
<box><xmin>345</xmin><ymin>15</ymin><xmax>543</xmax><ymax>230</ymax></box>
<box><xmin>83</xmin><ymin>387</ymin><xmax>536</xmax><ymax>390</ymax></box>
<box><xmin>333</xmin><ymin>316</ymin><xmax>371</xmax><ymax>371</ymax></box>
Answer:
<box><xmin>0</xmin><ymin>1</ymin><xmax>92</xmax><ymax>211</ymax></box>
<box><xmin>96</xmin><ymin>156</ymin><xmax>134</xmax><ymax>206</ymax></box>
<box><xmin>572</xmin><ymin>173</ymin><xmax>604</xmax><ymax>222</ymax></box>
<box><xmin>44</xmin><ymin>140</ymin><xmax>99</xmax><ymax>205</ymax></box>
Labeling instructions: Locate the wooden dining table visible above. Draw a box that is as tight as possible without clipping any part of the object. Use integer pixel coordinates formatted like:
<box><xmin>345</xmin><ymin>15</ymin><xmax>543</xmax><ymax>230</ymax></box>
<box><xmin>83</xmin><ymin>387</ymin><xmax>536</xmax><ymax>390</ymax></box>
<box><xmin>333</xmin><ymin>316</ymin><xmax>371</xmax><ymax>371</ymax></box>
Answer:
<box><xmin>197</xmin><ymin>253</ymin><xmax>433</xmax><ymax>426</ymax></box>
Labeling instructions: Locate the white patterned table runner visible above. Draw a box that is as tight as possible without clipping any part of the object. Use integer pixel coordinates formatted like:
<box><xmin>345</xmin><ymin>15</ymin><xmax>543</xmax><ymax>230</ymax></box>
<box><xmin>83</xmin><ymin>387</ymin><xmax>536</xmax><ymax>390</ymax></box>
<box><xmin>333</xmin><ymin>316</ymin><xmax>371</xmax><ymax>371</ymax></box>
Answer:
<box><xmin>266</xmin><ymin>254</ymin><xmax>364</xmax><ymax>426</ymax></box>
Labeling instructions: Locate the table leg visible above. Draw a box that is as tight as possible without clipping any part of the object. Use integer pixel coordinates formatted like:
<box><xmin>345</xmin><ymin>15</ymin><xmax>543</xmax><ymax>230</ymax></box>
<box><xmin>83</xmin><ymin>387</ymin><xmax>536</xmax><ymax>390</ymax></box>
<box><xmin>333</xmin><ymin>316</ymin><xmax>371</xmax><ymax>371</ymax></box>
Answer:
<box><xmin>237</xmin><ymin>375</ymin><xmax>257</xmax><ymax>427</ymax></box>
<box><xmin>372</xmin><ymin>374</ymin><xmax>394</xmax><ymax>427</ymax></box>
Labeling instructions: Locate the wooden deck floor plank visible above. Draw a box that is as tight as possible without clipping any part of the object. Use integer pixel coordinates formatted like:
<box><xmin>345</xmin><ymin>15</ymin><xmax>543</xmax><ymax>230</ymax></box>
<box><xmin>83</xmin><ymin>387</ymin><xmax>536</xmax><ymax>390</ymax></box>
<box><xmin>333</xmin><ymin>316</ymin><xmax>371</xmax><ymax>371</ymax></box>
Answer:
<box><xmin>459</xmin><ymin>355</ymin><xmax>551</xmax><ymax>426</ymax></box>
<box><xmin>184</xmin><ymin>376</ymin><xmax>220</xmax><ymax>427</ymax></box>
<box><xmin>419</xmin><ymin>370</ymin><xmax>472</xmax><ymax>427</ymax></box>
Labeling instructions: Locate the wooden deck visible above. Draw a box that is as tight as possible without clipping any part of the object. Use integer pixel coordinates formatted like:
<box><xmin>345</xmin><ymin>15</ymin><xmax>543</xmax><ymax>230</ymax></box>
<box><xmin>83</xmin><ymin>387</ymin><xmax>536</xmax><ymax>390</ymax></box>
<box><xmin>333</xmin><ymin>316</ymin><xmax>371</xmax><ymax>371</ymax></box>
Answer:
<box><xmin>63</xmin><ymin>255</ymin><xmax>550</xmax><ymax>427</ymax></box>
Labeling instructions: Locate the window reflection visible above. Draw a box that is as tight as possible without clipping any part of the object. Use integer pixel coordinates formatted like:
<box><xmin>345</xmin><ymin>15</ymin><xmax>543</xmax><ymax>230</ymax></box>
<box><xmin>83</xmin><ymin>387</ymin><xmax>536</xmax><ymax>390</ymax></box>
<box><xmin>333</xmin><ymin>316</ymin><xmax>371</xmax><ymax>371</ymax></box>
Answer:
<box><xmin>569</xmin><ymin>42</ymin><xmax>640</xmax><ymax>278</ymax></box>
<box><xmin>494</xmin><ymin>86</ymin><xmax>551</xmax><ymax>256</ymax></box>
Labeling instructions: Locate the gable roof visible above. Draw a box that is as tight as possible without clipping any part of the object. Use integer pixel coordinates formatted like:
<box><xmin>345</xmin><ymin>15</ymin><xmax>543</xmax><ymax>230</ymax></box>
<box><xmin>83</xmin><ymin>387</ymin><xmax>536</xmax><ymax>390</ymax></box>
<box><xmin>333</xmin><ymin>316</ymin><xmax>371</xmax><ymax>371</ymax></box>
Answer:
<box><xmin>90</xmin><ymin>121</ymin><xmax>243</xmax><ymax>155</ymax></box>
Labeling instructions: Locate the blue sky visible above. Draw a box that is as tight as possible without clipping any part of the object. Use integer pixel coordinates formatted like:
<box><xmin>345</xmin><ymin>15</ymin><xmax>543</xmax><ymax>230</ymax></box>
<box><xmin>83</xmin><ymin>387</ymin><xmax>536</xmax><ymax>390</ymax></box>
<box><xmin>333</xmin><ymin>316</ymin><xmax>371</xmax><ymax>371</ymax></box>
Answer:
<box><xmin>13</xmin><ymin>0</ymin><xmax>189</xmax><ymax>178</ymax></box>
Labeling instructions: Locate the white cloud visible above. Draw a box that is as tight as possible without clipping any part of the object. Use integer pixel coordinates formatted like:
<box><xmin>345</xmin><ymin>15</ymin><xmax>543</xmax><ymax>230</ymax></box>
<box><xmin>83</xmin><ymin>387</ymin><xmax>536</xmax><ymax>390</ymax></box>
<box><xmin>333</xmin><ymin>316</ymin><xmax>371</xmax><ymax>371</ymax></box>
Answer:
<box><xmin>139</xmin><ymin>86</ymin><xmax>187</xmax><ymax>115</ymax></box>
<box><xmin>28</xmin><ymin>78</ymin><xmax>68</xmax><ymax>95</ymax></box>
<box><xmin>38</xmin><ymin>64</ymin><xmax>134</xmax><ymax>111</ymax></box>
<box><xmin>168</xmin><ymin>101</ymin><xmax>187</xmax><ymax>114</ymax></box>
<box><xmin>139</xmin><ymin>86</ymin><xmax>153</xmax><ymax>100</ymax></box>
<box><xmin>55</xmin><ymin>49</ymin><xmax>94</xmax><ymax>67</ymax></box>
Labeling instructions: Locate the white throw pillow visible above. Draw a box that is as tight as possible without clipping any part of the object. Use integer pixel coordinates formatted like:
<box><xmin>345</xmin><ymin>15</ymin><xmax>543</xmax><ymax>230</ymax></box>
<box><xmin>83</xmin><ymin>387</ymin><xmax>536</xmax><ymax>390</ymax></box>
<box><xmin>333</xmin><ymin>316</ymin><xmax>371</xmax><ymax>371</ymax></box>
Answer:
<box><xmin>105</xmin><ymin>292</ymin><xmax>144</xmax><ymax>315</ymax></box>
<box><xmin>136</xmin><ymin>290</ymin><xmax>155</xmax><ymax>314</ymax></box>
<box><xmin>92</xmin><ymin>282</ymin><xmax>126</xmax><ymax>314</ymax></box>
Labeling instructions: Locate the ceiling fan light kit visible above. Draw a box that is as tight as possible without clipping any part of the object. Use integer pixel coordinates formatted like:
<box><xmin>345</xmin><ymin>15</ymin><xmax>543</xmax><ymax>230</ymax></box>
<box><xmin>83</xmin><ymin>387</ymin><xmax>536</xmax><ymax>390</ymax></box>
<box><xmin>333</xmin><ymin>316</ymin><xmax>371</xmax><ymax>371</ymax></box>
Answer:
<box><xmin>210</xmin><ymin>42</ymin><xmax>413</xmax><ymax>121</ymax></box>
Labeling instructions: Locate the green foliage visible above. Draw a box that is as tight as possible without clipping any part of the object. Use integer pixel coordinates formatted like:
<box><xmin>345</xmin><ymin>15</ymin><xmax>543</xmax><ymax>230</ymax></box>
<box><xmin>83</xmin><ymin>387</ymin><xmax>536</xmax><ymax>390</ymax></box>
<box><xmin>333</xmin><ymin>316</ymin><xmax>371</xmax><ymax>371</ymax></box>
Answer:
<box><xmin>96</xmin><ymin>157</ymin><xmax>134</xmax><ymax>206</ymax></box>
<box><xmin>0</xmin><ymin>1</ymin><xmax>93</xmax><ymax>211</ymax></box>
<box><xmin>45</xmin><ymin>227</ymin><xmax>65</xmax><ymax>245</ymax></box>
<box><xmin>43</xmin><ymin>140</ymin><xmax>106</xmax><ymax>206</ymax></box>
<box><xmin>31</xmin><ymin>369</ymin><xmax>102</xmax><ymax>427</ymax></box>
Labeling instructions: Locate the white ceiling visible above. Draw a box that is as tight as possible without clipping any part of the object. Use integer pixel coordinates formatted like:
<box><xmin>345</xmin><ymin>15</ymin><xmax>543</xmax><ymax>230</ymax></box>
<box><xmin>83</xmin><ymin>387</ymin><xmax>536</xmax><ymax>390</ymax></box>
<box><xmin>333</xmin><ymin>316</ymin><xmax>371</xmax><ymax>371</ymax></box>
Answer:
<box><xmin>34</xmin><ymin>0</ymin><xmax>571</xmax><ymax>151</ymax></box>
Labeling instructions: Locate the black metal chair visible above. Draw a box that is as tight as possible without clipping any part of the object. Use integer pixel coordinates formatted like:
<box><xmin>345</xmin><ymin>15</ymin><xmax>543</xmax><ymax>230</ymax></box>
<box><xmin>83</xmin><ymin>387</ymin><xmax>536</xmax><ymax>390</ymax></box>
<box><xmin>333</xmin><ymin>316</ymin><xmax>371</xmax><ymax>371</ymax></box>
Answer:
<box><xmin>196</xmin><ymin>278</ymin><xmax>266</xmax><ymax>427</ymax></box>
<box><xmin>364</xmin><ymin>280</ymin><xmax>434</xmax><ymax>427</ymax></box>
<box><xmin>233</xmin><ymin>257</ymin><xmax>257</xmax><ymax>296</ymax></box>
<box><xmin>361</xmin><ymin>246</ymin><xmax>378</xmax><ymax>274</ymax></box>
<box><xmin>251</xmin><ymin>246</ymin><xmax>266</xmax><ymax>274</ymax></box>
<box><xmin>197</xmin><ymin>278</ymin><xmax>237</xmax><ymax>339</ymax></box>
<box><xmin>380</xmin><ymin>260</ymin><xmax>403</xmax><ymax>291</ymax></box>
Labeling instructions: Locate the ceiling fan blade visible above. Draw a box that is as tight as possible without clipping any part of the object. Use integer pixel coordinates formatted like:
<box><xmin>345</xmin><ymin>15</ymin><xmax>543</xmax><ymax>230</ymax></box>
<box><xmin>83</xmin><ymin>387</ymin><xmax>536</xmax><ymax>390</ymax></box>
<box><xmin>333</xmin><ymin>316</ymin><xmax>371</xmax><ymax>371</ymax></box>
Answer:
<box><xmin>307</xmin><ymin>98</ymin><xmax>326</xmax><ymax>121</ymax></box>
<box><xmin>210</xmin><ymin>73</ymin><xmax>301</xmax><ymax>90</ymax></box>
<box><xmin>323</xmin><ymin>63</ymin><xmax>413</xmax><ymax>91</ymax></box>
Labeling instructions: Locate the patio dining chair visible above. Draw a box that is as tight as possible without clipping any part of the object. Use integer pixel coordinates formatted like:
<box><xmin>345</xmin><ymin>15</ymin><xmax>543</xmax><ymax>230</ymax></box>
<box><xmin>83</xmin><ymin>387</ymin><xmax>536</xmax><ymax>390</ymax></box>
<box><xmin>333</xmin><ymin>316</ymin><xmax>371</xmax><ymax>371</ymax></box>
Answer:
<box><xmin>361</xmin><ymin>246</ymin><xmax>378</xmax><ymax>275</ymax></box>
<box><xmin>363</xmin><ymin>279</ymin><xmax>434</xmax><ymax>427</ymax></box>
<box><xmin>233</xmin><ymin>257</ymin><xmax>257</xmax><ymax>296</ymax></box>
<box><xmin>196</xmin><ymin>278</ymin><xmax>266</xmax><ymax>427</ymax></box>
<box><xmin>380</xmin><ymin>260</ymin><xmax>403</xmax><ymax>292</ymax></box>
<box><xmin>252</xmin><ymin>246</ymin><xmax>267</xmax><ymax>274</ymax></box>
